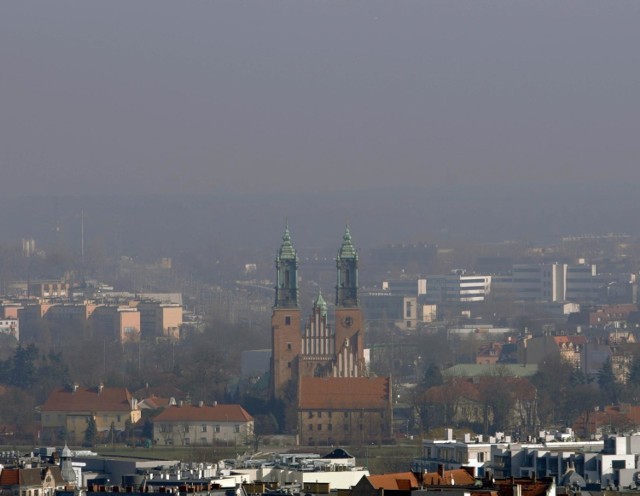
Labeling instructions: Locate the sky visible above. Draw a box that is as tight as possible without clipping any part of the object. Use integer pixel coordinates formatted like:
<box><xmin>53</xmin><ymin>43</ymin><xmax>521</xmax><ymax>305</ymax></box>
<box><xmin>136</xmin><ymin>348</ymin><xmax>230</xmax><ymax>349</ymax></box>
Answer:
<box><xmin>2</xmin><ymin>1</ymin><xmax>640</xmax><ymax>198</ymax></box>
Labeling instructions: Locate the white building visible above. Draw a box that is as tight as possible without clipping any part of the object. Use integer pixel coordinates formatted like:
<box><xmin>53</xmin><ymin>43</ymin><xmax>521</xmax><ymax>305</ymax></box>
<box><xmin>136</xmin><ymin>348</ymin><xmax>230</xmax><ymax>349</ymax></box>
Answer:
<box><xmin>0</xmin><ymin>318</ymin><xmax>19</xmax><ymax>341</ymax></box>
<box><xmin>512</xmin><ymin>262</ymin><xmax>599</xmax><ymax>303</ymax></box>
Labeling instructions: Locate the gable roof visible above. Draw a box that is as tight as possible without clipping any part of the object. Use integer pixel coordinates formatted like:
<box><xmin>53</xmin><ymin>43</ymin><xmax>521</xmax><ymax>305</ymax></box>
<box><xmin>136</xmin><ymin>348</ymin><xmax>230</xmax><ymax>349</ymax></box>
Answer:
<box><xmin>138</xmin><ymin>395</ymin><xmax>172</xmax><ymax>410</ymax></box>
<box><xmin>553</xmin><ymin>335</ymin><xmax>587</xmax><ymax>346</ymax></box>
<box><xmin>152</xmin><ymin>404</ymin><xmax>253</xmax><ymax>423</ymax></box>
<box><xmin>367</xmin><ymin>472</ymin><xmax>420</xmax><ymax>490</ymax></box>
<box><xmin>298</xmin><ymin>377</ymin><xmax>390</xmax><ymax>410</ymax></box>
<box><xmin>423</xmin><ymin>469</ymin><xmax>476</xmax><ymax>486</ymax></box>
<box><xmin>41</xmin><ymin>387</ymin><xmax>135</xmax><ymax>413</ymax></box>
<box><xmin>0</xmin><ymin>467</ymin><xmax>64</xmax><ymax>487</ymax></box>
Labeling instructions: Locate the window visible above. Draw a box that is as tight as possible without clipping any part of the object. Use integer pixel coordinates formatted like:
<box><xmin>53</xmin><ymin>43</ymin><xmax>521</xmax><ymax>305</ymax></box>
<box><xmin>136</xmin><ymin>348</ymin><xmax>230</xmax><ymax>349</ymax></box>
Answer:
<box><xmin>200</xmin><ymin>437</ymin><xmax>207</xmax><ymax>445</ymax></box>
<box><xmin>117</xmin><ymin>415</ymin><xmax>121</xmax><ymax>422</ymax></box>
<box><xmin>288</xmin><ymin>361</ymin><xmax>292</xmax><ymax>368</ymax></box>
<box><xmin>317</xmin><ymin>411</ymin><xmax>322</xmax><ymax>418</ymax></box>
<box><xmin>308</xmin><ymin>412</ymin><xmax>313</xmax><ymax>419</ymax></box>
<box><xmin>215</xmin><ymin>425</ymin><xmax>220</xmax><ymax>433</ymax></box>
<box><xmin>234</xmin><ymin>425</ymin><xmax>240</xmax><ymax>433</ymax></box>
<box><xmin>317</xmin><ymin>424</ymin><xmax>322</xmax><ymax>431</ymax></box>
<box><xmin>184</xmin><ymin>438</ymin><xmax>190</xmax><ymax>445</ymax></box>
<box><xmin>285</xmin><ymin>316</ymin><xmax>291</xmax><ymax>325</ymax></box>
<box><xmin>328</xmin><ymin>424</ymin><xmax>333</xmax><ymax>431</ymax></box>
<box><xmin>308</xmin><ymin>425</ymin><xmax>313</xmax><ymax>431</ymax></box>
<box><xmin>344</xmin><ymin>412</ymin><xmax>348</xmax><ymax>418</ymax></box>
<box><xmin>201</xmin><ymin>425</ymin><xmax>208</xmax><ymax>433</ymax></box>
<box><xmin>183</xmin><ymin>425</ymin><xmax>189</xmax><ymax>433</ymax></box>
<box><xmin>287</xmin><ymin>342</ymin><xmax>292</xmax><ymax>350</ymax></box>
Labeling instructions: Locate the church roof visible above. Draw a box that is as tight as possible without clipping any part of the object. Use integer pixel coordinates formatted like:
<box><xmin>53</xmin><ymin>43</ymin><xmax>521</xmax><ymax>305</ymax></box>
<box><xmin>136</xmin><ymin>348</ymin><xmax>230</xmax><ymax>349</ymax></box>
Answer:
<box><xmin>298</xmin><ymin>377</ymin><xmax>390</xmax><ymax>410</ymax></box>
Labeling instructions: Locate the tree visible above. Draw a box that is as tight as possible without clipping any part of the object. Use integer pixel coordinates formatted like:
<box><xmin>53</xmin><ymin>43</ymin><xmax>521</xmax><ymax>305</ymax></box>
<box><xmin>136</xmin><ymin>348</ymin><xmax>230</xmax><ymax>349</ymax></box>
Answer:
<box><xmin>598</xmin><ymin>358</ymin><xmax>619</xmax><ymax>404</ymax></box>
<box><xmin>84</xmin><ymin>416</ymin><xmax>98</xmax><ymax>447</ymax></box>
<box><xmin>7</xmin><ymin>344</ymin><xmax>38</xmax><ymax>389</ymax></box>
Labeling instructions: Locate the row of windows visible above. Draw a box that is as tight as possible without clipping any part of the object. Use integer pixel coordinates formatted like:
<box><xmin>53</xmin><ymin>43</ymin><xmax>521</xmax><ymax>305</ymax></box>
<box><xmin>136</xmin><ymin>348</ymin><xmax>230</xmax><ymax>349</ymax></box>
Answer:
<box><xmin>162</xmin><ymin>424</ymin><xmax>241</xmax><ymax>433</ymax></box>
<box><xmin>308</xmin><ymin>423</ymin><xmax>365</xmax><ymax>431</ymax></box>
<box><xmin>306</xmin><ymin>411</ymin><xmax>385</xmax><ymax>419</ymax></box>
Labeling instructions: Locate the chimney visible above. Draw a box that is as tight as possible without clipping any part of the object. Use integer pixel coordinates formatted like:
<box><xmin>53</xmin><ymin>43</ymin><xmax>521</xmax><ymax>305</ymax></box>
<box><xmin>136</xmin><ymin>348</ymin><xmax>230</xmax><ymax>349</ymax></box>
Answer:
<box><xmin>73</xmin><ymin>383</ymin><xmax>79</xmax><ymax>393</ymax></box>
<box><xmin>446</xmin><ymin>428</ymin><xmax>453</xmax><ymax>441</ymax></box>
<box><xmin>98</xmin><ymin>383</ymin><xmax>104</xmax><ymax>394</ymax></box>
<box><xmin>198</xmin><ymin>401</ymin><xmax>204</xmax><ymax>407</ymax></box>
<box><xmin>213</xmin><ymin>401</ymin><xmax>217</xmax><ymax>407</ymax></box>
<box><xmin>438</xmin><ymin>464</ymin><xmax>445</xmax><ymax>478</ymax></box>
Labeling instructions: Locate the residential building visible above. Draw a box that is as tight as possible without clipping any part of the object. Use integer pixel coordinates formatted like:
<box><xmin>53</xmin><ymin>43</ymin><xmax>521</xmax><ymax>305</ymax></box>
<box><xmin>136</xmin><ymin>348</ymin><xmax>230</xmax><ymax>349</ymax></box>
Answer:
<box><xmin>40</xmin><ymin>385</ymin><xmax>141</xmax><ymax>444</ymax></box>
<box><xmin>518</xmin><ymin>335</ymin><xmax>587</xmax><ymax>370</ymax></box>
<box><xmin>91</xmin><ymin>305</ymin><xmax>141</xmax><ymax>343</ymax></box>
<box><xmin>152</xmin><ymin>403</ymin><xmax>253</xmax><ymax>446</ymax></box>
<box><xmin>0</xmin><ymin>466</ymin><xmax>66</xmax><ymax>496</ymax></box>
<box><xmin>350</xmin><ymin>472</ymin><xmax>420</xmax><ymax>496</ymax></box>
<box><xmin>0</xmin><ymin>318</ymin><xmax>19</xmax><ymax>341</ymax></box>
<box><xmin>136</xmin><ymin>301</ymin><xmax>183</xmax><ymax>340</ymax></box>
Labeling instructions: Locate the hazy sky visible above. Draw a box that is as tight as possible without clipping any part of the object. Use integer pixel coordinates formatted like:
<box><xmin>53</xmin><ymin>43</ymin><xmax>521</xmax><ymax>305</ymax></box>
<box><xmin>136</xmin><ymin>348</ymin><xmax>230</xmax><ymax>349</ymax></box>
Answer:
<box><xmin>1</xmin><ymin>1</ymin><xmax>639</xmax><ymax>197</ymax></box>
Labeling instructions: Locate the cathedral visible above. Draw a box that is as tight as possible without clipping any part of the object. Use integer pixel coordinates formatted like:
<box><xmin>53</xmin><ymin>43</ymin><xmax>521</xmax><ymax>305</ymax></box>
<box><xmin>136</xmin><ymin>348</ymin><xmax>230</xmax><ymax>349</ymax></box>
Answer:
<box><xmin>270</xmin><ymin>226</ymin><xmax>392</xmax><ymax>446</ymax></box>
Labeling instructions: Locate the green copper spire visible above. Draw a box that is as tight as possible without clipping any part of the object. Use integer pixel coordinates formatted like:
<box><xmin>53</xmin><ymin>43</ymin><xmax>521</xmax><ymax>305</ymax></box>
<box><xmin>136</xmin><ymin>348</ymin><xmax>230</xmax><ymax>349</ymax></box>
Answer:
<box><xmin>335</xmin><ymin>225</ymin><xmax>359</xmax><ymax>307</ymax></box>
<box><xmin>277</xmin><ymin>224</ymin><xmax>297</xmax><ymax>261</ymax></box>
<box><xmin>314</xmin><ymin>289</ymin><xmax>328</xmax><ymax>317</ymax></box>
<box><xmin>275</xmin><ymin>223</ymin><xmax>299</xmax><ymax>308</ymax></box>
<box><xmin>337</xmin><ymin>224</ymin><xmax>358</xmax><ymax>260</ymax></box>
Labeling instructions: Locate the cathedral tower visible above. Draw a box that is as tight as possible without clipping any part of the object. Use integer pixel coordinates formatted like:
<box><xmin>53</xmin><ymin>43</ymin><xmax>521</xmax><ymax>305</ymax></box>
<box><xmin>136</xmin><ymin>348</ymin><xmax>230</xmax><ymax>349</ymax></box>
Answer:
<box><xmin>334</xmin><ymin>226</ymin><xmax>365</xmax><ymax>375</ymax></box>
<box><xmin>271</xmin><ymin>225</ymin><xmax>302</xmax><ymax>400</ymax></box>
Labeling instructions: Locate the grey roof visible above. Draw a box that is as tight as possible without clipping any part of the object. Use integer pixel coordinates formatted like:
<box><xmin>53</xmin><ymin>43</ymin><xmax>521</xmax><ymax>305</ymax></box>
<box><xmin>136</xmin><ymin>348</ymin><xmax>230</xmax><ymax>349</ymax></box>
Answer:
<box><xmin>442</xmin><ymin>363</ymin><xmax>539</xmax><ymax>378</ymax></box>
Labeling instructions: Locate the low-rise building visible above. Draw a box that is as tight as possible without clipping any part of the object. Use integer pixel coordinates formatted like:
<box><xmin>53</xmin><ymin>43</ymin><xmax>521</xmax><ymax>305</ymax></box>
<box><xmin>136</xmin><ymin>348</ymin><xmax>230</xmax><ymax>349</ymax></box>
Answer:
<box><xmin>40</xmin><ymin>385</ymin><xmax>141</xmax><ymax>444</ymax></box>
<box><xmin>152</xmin><ymin>403</ymin><xmax>253</xmax><ymax>446</ymax></box>
<box><xmin>297</xmin><ymin>376</ymin><xmax>393</xmax><ymax>446</ymax></box>
<box><xmin>0</xmin><ymin>466</ymin><xmax>66</xmax><ymax>496</ymax></box>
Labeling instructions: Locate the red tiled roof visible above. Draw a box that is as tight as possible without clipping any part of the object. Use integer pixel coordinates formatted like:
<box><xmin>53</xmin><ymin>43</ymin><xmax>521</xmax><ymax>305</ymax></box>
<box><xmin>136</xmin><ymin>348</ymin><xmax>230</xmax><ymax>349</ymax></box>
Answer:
<box><xmin>0</xmin><ymin>468</ymin><xmax>19</xmax><ymax>485</ymax></box>
<box><xmin>0</xmin><ymin>467</ymin><xmax>64</xmax><ymax>487</ymax></box>
<box><xmin>423</xmin><ymin>469</ymin><xmax>475</xmax><ymax>486</ymax></box>
<box><xmin>139</xmin><ymin>395</ymin><xmax>172</xmax><ymax>409</ymax></box>
<box><xmin>298</xmin><ymin>377</ymin><xmax>390</xmax><ymax>410</ymax></box>
<box><xmin>553</xmin><ymin>335</ymin><xmax>587</xmax><ymax>346</ymax></box>
<box><xmin>153</xmin><ymin>404</ymin><xmax>253</xmax><ymax>423</ymax></box>
<box><xmin>367</xmin><ymin>472</ymin><xmax>419</xmax><ymax>490</ymax></box>
<box><xmin>495</xmin><ymin>478</ymin><xmax>551</xmax><ymax>496</ymax></box>
<box><xmin>41</xmin><ymin>387</ymin><xmax>135</xmax><ymax>413</ymax></box>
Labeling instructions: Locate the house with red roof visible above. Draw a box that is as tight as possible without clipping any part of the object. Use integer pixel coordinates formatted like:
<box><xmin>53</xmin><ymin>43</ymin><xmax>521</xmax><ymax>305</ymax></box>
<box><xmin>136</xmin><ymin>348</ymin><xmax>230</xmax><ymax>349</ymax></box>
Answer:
<box><xmin>350</xmin><ymin>472</ymin><xmax>420</xmax><ymax>496</ymax></box>
<box><xmin>0</xmin><ymin>466</ymin><xmax>66</xmax><ymax>496</ymax></box>
<box><xmin>40</xmin><ymin>385</ymin><xmax>141</xmax><ymax>444</ymax></box>
<box><xmin>152</xmin><ymin>403</ymin><xmax>253</xmax><ymax>446</ymax></box>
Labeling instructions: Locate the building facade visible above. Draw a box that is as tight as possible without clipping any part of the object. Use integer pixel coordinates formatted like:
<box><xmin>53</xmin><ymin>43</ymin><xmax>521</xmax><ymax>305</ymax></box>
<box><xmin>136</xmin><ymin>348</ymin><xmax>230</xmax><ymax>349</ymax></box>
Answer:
<box><xmin>152</xmin><ymin>403</ymin><xmax>254</xmax><ymax>446</ymax></box>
